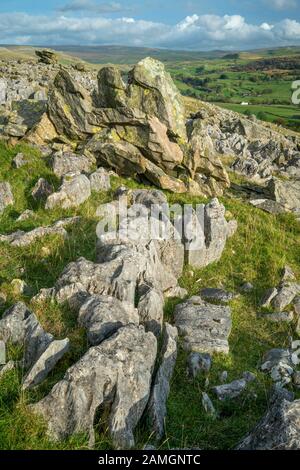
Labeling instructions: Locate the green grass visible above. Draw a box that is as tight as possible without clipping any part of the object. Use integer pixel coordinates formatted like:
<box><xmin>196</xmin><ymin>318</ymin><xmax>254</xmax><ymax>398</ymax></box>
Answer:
<box><xmin>0</xmin><ymin>142</ymin><xmax>299</xmax><ymax>449</ymax></box>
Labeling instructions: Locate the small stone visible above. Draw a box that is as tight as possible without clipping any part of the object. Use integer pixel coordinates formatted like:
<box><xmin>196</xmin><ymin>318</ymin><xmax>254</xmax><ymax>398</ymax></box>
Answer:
<box><xmin>259</xmin><ymin>311</ymin><xmax>294</xmax><ymax>323</ymax></box>
<box><xmin>0</xmin><ymin>182</ymin><xmax>14</xmax><ymax>214</ymax></box>
<box><xmin>200</xmin><ymin>288</ymin><xmax>236</xmax><ymax>304</ymax></box>
<box><xmin>12</xmin><ymin>153</ymin><xmax>27</xmax><ymax>169</ymax></box>
<box><xmin>31</xmin><ymin>178</ymin><xmax>53</xmax><ymax>201</ymax></box>
<box><xmin>187</xmin><ymin>352</ymin><xmax>212</xmax><ymax>378</ymax></box>
<box><xmin>0</xmin><ymin>340</ymin><xmax>5</xmax><ymax>365</ymax></box>
<box><xmin>11</xmin><ymin>279</ymin><xmax>31</xmax><ymax>296</ymax></box>
<box><xmin>212</xmin><ymin>379</ymin><xmax>247</xmax><ymax>401</ymax></box>
<box><xmin>281</xmin><ymin>265</ymin><xmax>296</xmax><ymax>283</ymax></box>
<box><xmin>260</xmin><ymin>287</ymin><xmax>278</xmax><ymax>308</ymax></box>
<box><xmin>16</xmin><ymin>210</ymin><xmax>35</xmax><ymax>222</ymax></box>
<box><xmin>293</xmin><ymin>371</ymin><xmax>300</xmax><ymax>388</ymax></box>
<box><xmin>202</xmin><ymin>392</ymin><xmax>217</xmax><ymax>418</ymax></box>
<box><xmin>0</xmin><ymin>360</ymin><xmax>15</xmax><ymax>379</ymax></box>
<box><xmin>89</xmin><ymin>168</ymin><xmax>111</xmax><ymax>192</ymax></box>
<box><xmin>243</xmin><ymin>371</ymin><xmax>256</xmax><ymax>382</ymax></box>
<box><xmin>0</xmin><ymin>292</ymin><xmax>7</xmax><ymax>307</ymax></box>
<box><xmin>240</xmin><ymin>282</ymin><xmax>254</xmax><ymax>293</ymax></box>
<box><xmin>219</xmin><ymin>371</ymin><xmax>228</xmax><ymax>383</ymax></box>
<box><xmin>293</xmin><ymin>296</ymin><xmax>300</xmax><ymax>315</ymax></box>
<box><xmin>291</xmin><ymin>340</ymin><xmax>300</xmax><ymax>350</ymax></box>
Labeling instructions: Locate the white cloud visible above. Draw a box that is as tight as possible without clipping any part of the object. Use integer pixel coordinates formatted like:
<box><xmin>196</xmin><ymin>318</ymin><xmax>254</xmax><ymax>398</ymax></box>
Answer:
<box><xmin>0</xmin><ymin>12</ymin><xmax>300</xmax><ymax>50</ymax></box>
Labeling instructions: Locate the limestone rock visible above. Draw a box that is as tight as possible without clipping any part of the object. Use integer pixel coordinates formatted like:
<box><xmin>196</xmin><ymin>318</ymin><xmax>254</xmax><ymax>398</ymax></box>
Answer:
<box><xmin>89</xmin><ymin>167</ymin><xmax>111</xmax><ymax>192</ymax></box>
<box><xmin>147</xmin><ymin>323</ymin><xmax>178</xmax><ymax>439</ymax></box>
<box><xmin>45</xmin><ymin>174</ymin><xmax>91</xmax><ymax>209</ymax></box>
<box><xmin>31</xmin><ymin>325</ymin><xmax>157</xmax><ymax>449</ymax></box>
<box><xmin>128</xmin><ymin>57</ymin><xmax>186</xmax><ymax>140</ymax></box>
<box><xmin>174</xmin><ymin>296</ymin><xmax>232</xmax><ymax>353</ymax></box>
<box><xmin>35</xmin><ymin>50</ymin><xmax>58</xmax><ymax>65</ymax></box>
<box><xmin>12</xmin><ymin>152</ymin><xmax>27</xmax><ymax>169</ymax></box>
<box><xmin>22</xmin><ymin>338</ymin><xmax>70</xmax><ymax>390</ymax></box>
<box><xmin>51</xmin><ymin>152</ymin><xmax>94</xmax><ymax>178</ymax></box>
<box><xmin>97</xmin><ymin>67</ymin><xmax>127</xmax><ymax>108</ymax></box>
<box><xmin>48</xmin><ymin>70</ymin><xmax>94</xmax><ymax>140</ymax></box>
<box><xmin>187</xmin><ymin>352</ymin><xmax>212</xmax><ymax>378</ymax></box>
<box><xmin>200</xmin><ymin>288</ymin><xmax>236</xmax><ymax>304</ymax></box>
<box><xmin>31</xmin><ymin>178</ymin><xmax>53</xmax><ymax>201</ymax></box>
<box><xmin>77</xmin><ymin>294</ymin><xmax>139</xmax><ymax>345</ymax></box>
<box><xmin>237</xmin><ymin>392</ymin><xmax>300</xmax><ymax>450</ymax></box>
<box><xmin>268</xmin><ymin>178</ymin><xmax>300</xmax><ymax>213</ymax></box>
<box><xmin>212</xmin><ymin>379</ymin><xmax>247</xmax><ymax>400</ymax></box>
<box><xmin>0</xmin><ymin>182</ymin><xmax>14</xmax><ymax>213</ymax></box>
<box><xmin>0</xmin><ymin>218</ymin><xmax>79</xmax><ymax>247</ymax></box>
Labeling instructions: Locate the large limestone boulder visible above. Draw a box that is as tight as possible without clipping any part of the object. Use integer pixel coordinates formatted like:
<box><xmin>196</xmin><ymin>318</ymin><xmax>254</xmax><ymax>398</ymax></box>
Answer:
<box><xmin>97</xmin><ymin>67</ymin><xmax>127</xmax><ymax>108</ymax></box>
<box><xmin>48</xmin><ymin>70</ymin><xmax>95</xmax><ymax>140</ymax></box>
<box><xmin>127</xmin><ymin>57</ymin><xmax>186</xmax><ymax>140</ymax></box>
<box><xmin>268</xmin><ymin>177</ymin><xmax>300</xmax><ymax>213</ymax></box>
<box><xmin>31</xmin><ymin>325</ymin><xmax>157</xmax><ymax>449</ymax></box>
<box><xmin>237</xmin><ymin>390</ymin><xmax>300</xmax><ymax>450</ymax></box>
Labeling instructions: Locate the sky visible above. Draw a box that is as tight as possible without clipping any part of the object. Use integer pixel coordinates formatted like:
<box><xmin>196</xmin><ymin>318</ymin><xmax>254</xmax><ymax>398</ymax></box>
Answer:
<box><xmin>0</xmin><ymin>0</ymin><xmax>300</xmax><ymax>50</ymax></box>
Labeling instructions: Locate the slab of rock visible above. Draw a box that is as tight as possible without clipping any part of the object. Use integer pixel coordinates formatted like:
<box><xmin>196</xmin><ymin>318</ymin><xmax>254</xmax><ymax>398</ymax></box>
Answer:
<box><xmin>0</xmin><ymin>218</ymin><xmax>79</xmax><ymax>247</ymax></box>
<box><xmin>260</xmin><ymin>287</ymin><xmax>278</xmax><ymax>308</ymax></box>
<box><xmin>0</xmin><ymin>182</ymin><xmax>14</xmax><ymax>213</ymax></box>
<box><xmin>31</xmin><ymin>178</ymin><xmax>53</xmax><ymax>201</ymax></box>
<box><xmin>236</xmin><ymin>391</ymin><xmax>300</xmax><ymax>449</ymax></box>
<box><xmin>0</xmin><ymin>302</ymin><xmax>53</xmax><ymax>369</ymax></box>
<box><xmin>185</xmin><ymin>199</ymin><xmax>236</xmax><ymax>268</ymax></box>
<box><xmin>200</xmin><ymin>288</ymin><xmax>236</xmax><ymax>304</ymax></box>
<box><xmin>261</xmin><ymin>348</ymin><xmax>294</xmax><ymax>387</ymax></box>
<box><xmin>294</xmin><ymin>296</ymin><xmax>300</xmax><ymax>315</ymax></box>
<box><xmin>22</xmin><ymin>338</ymin><xmax>70</xmax><ymax>390</ymax></box>
<box><xmin>0</xmin><ymin>360</ymin><xmax>15</xmax><ymax>379</ymax></box>
<box><xmin>48</xmin><ymin>70</ymin><xmax>94</xmax><ymax>140</ymax></box>
<box><xmin>268</xmin><ymin>177</ymin><xmax>300</xmax><ymax>213</ymax></box>
<box><xmin>31</xmin><ymin>325</ymin><xmax>157</xmax><ymax>449</ymax></box>
<box><xmin>89</xmin><ymin>167</ymin><xmax>111</xmax><ymax>192</ymax></box>
<box><xmin>259</xmin><ymin>311</ymin><xmax>294</xmax><ymax>323</ymax></box>
<box><xmin>137</xmin><ymin>287</ymin><xmax>164</xmax><ymax>336</ymax></box>
<box><xmin>272</xmin><ymin>283</ymin><xmax>300</xmax><ymax>311</ymax></box>
<box><xmin>174</xmin><ymin>296</ymin><xmax>232</xmax><ymax>354</ymax></box>
<box><xmin>0</xmin><ymin>340</ymin><xmax>5</xmax><ymax>365</ymax></box>
<box><xmin>51</xmin><ymin>152</ymin><xmax>94</xmax><ymax>178</ymax></box>
<box><xmin>0</xmin><ymin>77</ymin><xmax>6</xmax><ymax>104</ymax></box>
<box><xmin>212</xmin><ymin>379</ymin><xmax>247</xmax><ymax>401</ymax></box>
<box><xmin>35</xmin><ymin>49</ymin><xmax>57</xmax><ymax>65</ymax></box>
<box><xmin>128</xmin><ymin>57</ymin><xmax>186</xmax><ymax>140</ymax></box>
<box><xmin>147</xmin><ymin>323</ymin><xmax>178</xmax><ymax>439</ymax></box>
<box><xmin>78</xmin><ymin>294</ymin><xmax>139</xmax><ymax>345</ymax></box>
<box><xmin>249</xmin><ymin>198</ymin><xmax>286</xmax><ymax>215</ymax></box>
<box><xmin>45</xmin><ymin>174</ymin><xmax>91</xmax><ymax>209</ymax></box>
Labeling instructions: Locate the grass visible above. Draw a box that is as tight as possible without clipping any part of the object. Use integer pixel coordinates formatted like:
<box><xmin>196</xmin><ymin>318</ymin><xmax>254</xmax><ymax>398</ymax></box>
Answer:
<box><xmin>0</xmin><ymin>141</ymin><xmax>299</xmax><ymax>449</ymax></box>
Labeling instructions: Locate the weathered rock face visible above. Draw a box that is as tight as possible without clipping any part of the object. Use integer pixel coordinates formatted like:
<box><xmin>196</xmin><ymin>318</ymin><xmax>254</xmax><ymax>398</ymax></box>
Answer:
<box><xmin>45</xmin><ymin>174</ymin><xmax>91</xmax><ymax>209</ymax></box>
<box><xmin>268</xmin><ymin>178</ymin><xmax>300</xmax><ymax>213</ymax></box>
<box><xmin>0</xmin><ymin>302</ymin><xmax>69</xmax><ymax>381</ymax></box>
<box><xmin>237</xmin><ymin>390</ymin><xmax>300</xmax><ymax>450</ymax></box>
<box><xmin>0</xmin><ymin>217</ymin><xmax>79</xmax><ymax>247</ymax></box>
<box><xmin>97</xmin><ymin>67</ymin><xmax>127</xmax><ymax>108</ymax></box>
<box><xmin>147</xmin><ymin>323</ymin><xmax>178</xmax><ymax>439</ymax></box>
<box><xmin>185</xmin><ymin>198</ymin><xmax>236</xmax><ymax>268</ymax></box>
<box><xmin>31</xmin><ymin>325</ymin><xmax>157</xmax><ymax>449</ymax></box>
<box><xmin>51</xmin><ymin>151</ymin><xmax>95</xmax><ymax>178</ymax></box>
<box><xmin>35</xmin><ymin>50</ymin><xmax>58</xmax><ymax>65</ymax></box>
<box><xmin>127</xmin><ymin>57</ymin><xmax>186</xmax><ymax>140</ymax></box>
<box><xmin>0</xmin><ymin>182</ymin><xmax>14</xmax><ymax>213</ymax></box>
<box><xmin>174</xmin><ymin>296</ymin><xmax>232</xmax><ymax>353</ymax></box>
<box><xmin>48</xmin><ymin>70</ymin><xmax>95</xmax><ymax>140</ymax></box>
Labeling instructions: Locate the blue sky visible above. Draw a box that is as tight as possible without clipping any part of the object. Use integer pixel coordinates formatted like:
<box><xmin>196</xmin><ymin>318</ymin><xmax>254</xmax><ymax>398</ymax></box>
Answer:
<box><xmin>0</xmin><ymin>0</ymin><xmax>299</xmax><ymax>49</ymax></box>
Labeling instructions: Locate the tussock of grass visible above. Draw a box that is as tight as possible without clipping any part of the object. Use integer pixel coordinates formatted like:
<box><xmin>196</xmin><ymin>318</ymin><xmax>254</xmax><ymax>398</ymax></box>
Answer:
<box><xmin>0</xmin><ymin>141</ymin><xmax>299</xmax><ymax>449</ymax></box>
